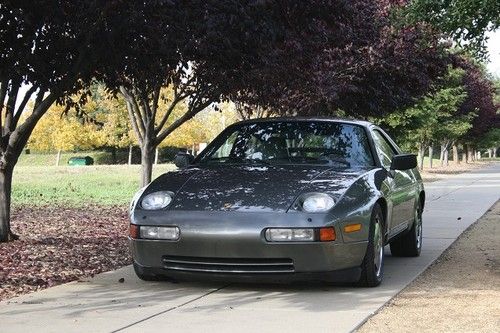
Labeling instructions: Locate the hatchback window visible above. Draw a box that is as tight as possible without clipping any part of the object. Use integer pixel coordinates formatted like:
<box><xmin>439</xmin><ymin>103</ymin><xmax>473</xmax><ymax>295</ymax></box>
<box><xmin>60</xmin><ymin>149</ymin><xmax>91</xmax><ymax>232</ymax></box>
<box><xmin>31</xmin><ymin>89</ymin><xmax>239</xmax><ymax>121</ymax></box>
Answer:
<box><xmin>199</xmin><ymin>121</ymin><xmax>375</xmax><ymax>168</ymax></box>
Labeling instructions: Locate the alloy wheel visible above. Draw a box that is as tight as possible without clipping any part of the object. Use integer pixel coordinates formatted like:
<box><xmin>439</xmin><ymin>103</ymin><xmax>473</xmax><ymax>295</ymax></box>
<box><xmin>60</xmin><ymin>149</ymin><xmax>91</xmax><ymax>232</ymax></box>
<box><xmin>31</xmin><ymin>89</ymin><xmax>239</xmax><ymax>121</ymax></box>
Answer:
<box><xmin>373</xmin><ymin>216</ymin><xmax>384</xmax><ymax>278</ymax></box>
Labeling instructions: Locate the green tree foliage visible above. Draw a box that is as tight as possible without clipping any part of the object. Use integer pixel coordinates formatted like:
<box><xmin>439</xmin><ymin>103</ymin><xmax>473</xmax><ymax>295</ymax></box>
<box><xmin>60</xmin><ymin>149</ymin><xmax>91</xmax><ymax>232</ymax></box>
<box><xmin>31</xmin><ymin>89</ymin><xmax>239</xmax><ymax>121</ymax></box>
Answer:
<box><xmin>81</xmin><ymin>85</ymin><xmax>135</xmax><ymax>150</ymax></box>
<box><xmin>452</xmin><ymin>56</ymin><xmax>498</xmax><ymax>144</ymax></box>
<box><xmin>404</xmin><ymin>0</ymin><xmax>500</xmax><ymax>57</ymax></box>
<box><xmin>0</xmin><ymin>1</ymin><xmax>122</xmax><ymax>241</ymax></box>
<box><xmin>493</xmin><ymin>78</ymin><xmax>500</xmax><ymax>105</ymax></box>
<box><xmin>477</xmin><ymin>128</ymin><xmax>500</xmax><ymax>151</ymax></box>
<box><xmin>379</xmin><ymin>66</ymin><xmax>471</xmax><ymax>167</ymax></box>
<box><xmin>477</xmin><ymin>79</ymin><xmax>500</xmax><ymax>155</ymax></box>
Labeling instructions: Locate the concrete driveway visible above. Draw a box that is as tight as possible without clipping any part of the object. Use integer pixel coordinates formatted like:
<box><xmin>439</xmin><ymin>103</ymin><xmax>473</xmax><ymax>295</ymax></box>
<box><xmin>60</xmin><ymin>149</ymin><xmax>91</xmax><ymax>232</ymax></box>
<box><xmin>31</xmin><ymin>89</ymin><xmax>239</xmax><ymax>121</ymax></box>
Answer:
<box><xmin>1</xmin><ymin>163</ymin><xmax>499</xmax><ymax>333</ymax></box>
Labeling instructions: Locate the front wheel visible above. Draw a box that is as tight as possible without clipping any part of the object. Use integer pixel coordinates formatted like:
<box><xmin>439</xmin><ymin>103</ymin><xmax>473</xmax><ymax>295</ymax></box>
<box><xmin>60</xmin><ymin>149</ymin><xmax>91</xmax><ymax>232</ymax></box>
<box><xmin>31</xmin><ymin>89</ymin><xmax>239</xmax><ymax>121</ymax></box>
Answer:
<box><xmin>390</xmin><ymin>203</ymin><xmax>423</xmax><ymax>257</ymax></box>
<box><xmin>358</xmin><ymin>203</ymin><xmax>385</xmax><ymax>287</ymax></box>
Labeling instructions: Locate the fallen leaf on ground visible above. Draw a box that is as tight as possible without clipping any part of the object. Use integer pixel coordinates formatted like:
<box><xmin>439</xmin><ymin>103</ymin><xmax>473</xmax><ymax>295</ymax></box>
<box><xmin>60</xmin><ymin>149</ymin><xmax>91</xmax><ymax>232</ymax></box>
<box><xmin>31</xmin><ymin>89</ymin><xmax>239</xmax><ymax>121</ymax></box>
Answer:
<box><xmin>0</xmin><ymin>205</ymin><xmax>131</xmax><ymax>301</ymax></box>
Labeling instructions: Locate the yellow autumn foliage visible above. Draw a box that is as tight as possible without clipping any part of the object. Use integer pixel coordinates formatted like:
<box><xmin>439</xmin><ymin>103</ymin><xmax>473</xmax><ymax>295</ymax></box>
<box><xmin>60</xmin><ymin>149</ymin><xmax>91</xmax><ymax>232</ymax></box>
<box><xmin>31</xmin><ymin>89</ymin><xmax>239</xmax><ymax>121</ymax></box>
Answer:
<box><xmin>81</xmin><ymin>88</ymin><xmax>136</xmax><ymax>149</ymax></box>
<box><xmin>29</xmin><ymin>104</ymin><xmax>102</xmax><ymax>152</ymax></box>
<box><xmin>162</xmin><ymin>101</ymin><xmax>240</xmax><ymax>148</ymax></box>
<box><xmin>27</xmin><ymin>85</ymin><xmax>240</xmax><ymax>152</ymax></box>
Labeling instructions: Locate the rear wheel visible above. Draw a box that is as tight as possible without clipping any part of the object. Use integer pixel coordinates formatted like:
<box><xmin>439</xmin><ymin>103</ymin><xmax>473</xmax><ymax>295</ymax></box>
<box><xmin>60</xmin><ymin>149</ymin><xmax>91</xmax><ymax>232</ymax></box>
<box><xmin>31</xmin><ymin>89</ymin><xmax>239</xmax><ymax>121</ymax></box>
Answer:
<box><xmin>390</xmin><ymin>202</ymin><xmax>423</xmax><ymax>257</ymax></box>
<box><xmin>358</xmin><ymin>203</ymin><xmax>385</xmax><ymax>287</ymax></box>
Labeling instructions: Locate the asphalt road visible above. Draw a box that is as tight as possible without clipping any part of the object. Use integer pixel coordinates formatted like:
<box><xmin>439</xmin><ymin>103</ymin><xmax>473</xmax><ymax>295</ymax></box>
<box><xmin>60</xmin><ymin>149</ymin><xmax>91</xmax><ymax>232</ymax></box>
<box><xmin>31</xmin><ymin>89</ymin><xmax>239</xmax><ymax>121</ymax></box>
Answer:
<box><xmin>1</xmin><ymin>163</ymin><xmax>499</xmax><ymax>333</ymax></box>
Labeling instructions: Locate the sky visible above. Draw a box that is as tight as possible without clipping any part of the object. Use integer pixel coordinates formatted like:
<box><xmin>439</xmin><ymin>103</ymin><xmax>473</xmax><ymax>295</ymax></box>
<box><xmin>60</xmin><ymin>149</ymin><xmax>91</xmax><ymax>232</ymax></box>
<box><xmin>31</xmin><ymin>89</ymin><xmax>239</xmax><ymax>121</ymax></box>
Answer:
<box><xmin>486</xmin><ymin>30</ymin><xmax>500</xmax><ymax>78</ymax></box>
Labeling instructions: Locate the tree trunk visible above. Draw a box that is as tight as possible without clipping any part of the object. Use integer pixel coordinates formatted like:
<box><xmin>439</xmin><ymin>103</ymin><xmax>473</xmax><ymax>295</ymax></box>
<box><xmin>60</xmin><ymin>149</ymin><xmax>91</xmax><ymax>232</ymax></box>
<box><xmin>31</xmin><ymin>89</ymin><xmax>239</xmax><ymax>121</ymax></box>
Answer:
<box><xmin>439</xmin><ymin>144</ymin><xmax>445</xmax><ymax>166</ymax></box>
<box><xmin>494</xmin><ymin>148</ymin><xmax>498</xmax><ymax>158</ymax></box>
<box><xmin>140</xmin><ymin>143</ymin><xmax>155</xmax><ymax>187</ymax></box>
<box><xmin>467</xmin><ymin>146</ymin><xmax>474</xmax><ymax>163</ymax></box>
<box><xmin>111</xmin><ymin>147</ymin><xmax>117</xmax><ymax>164</ymax></box>
<box><xmin>444</xmin><ymin>149</ymin><xmax>449</xmax><ymax>166</ymax></box>
<box><xmin>55</xmin><ymin>149</ymin><xmax>62</xmax><ymax>166</ymax></box>
<box><xmin>428</xmin><ymin>145</ymin><xmax>433</xmax><ymax>169</ymax></box>
<box><xmin>128</xmin><ymin>145</ymin><xmax>133</xmax><ymax>165</ymax></box>
<box><xmin>0</xmin><ymin>167</ymin><xmax>14</xmax><ymax>242</ymax></box>
<box><xmin>154</xmin><ymin>147</ymin><xmax>159</xmax><ymax>165</ymax></box>
<box><xmin>0</xmin><ymin>88</ymin><xmax>59</xmax><ymax>243</ymax></box>
<box><xmin>418</xmin><ymin>143</ymin><xmax>425</xmax><ymax>170</ymax></box>
<box><xmin>452</xmin><ymin>145</ymin><xmax>459</xmax><ymax>165</ymax></box>
<box><xmin>488</xmin><ymin>149</ymin><xmax>492</xmax><ymax>158</ymax></box>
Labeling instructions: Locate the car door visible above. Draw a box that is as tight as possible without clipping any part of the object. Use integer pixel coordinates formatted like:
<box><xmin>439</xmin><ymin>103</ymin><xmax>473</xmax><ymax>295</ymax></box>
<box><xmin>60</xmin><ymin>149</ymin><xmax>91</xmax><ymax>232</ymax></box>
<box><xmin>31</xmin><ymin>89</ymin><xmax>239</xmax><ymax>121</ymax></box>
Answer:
<box><xmin>371</xmin><ymin>129</ymin><xmax>417</xmax><ymax>236</ymax></box>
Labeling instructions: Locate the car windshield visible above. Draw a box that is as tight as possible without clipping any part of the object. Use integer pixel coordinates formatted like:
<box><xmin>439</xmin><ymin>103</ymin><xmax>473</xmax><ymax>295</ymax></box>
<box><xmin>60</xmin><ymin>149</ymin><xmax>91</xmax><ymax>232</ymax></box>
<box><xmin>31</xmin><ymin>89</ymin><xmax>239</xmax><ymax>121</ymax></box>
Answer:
<box><xmin>198</xmin><ymin>121</ymin><xmax>375</xmax><ymax>168</ymax></box>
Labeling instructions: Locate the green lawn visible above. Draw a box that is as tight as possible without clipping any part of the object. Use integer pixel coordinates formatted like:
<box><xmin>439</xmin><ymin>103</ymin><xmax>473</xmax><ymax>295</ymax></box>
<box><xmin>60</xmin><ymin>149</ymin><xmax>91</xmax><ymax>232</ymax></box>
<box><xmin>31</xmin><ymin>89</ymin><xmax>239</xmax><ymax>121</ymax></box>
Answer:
<box><xmin>422</xmin><ymin>156</ymin><xmax>443</xmax><ymax>167</ymax></box>
<box><xmin>11</xmin><ymin>154</ymin><xmax>493</xmax><ymax>207</ymax></box>
<box><xmin>12</xmin><ymin>164</ymin><xmax>176</xmax><ymax>207</ymax></box>
<box><xmin>17</xmin><ymin>151</ymin><xmax>114</xmax><ymax>167</ymax></box>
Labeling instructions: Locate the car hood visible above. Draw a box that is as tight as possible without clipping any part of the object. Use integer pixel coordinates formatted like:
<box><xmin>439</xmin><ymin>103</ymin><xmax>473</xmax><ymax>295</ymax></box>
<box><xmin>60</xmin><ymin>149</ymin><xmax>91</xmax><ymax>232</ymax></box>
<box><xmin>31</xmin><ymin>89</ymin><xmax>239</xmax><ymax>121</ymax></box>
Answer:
<box><xmin>146</xmin><ymin>165</ymin><xmax>371</xmax><ymax>212</ymax></box>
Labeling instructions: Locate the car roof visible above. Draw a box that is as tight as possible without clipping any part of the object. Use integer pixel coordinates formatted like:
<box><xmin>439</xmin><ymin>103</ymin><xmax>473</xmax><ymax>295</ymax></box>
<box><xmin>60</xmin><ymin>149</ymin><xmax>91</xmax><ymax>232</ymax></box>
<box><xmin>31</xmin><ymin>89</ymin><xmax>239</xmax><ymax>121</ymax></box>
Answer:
<box><xmin>231</xmin><ymin>117</ymin><xmax>374</xmax><ymax>128</ymax></box>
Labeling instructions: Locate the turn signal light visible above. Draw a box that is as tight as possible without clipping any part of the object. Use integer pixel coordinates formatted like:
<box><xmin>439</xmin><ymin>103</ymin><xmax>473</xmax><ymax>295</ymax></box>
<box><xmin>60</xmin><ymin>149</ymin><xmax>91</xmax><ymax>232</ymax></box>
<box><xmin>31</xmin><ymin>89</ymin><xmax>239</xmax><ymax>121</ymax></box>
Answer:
<box><xmin>344</xmin><ymin>223</ymin><xmax>362</xmax><ymax>233</ymax></box>
<box><xmin>129</xmin><ymin>224</ymin><xmax>139</xmax><ymax>239</ymax></box>
<box><xmin>319</xmin><ymin>227</ymin><xmax>336</xmax><ymax>242</ymax></box>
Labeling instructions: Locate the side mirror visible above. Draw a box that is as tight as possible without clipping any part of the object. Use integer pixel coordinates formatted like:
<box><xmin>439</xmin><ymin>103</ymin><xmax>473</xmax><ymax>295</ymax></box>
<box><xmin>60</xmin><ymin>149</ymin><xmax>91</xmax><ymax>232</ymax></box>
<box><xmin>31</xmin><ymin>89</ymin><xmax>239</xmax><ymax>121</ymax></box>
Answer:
<box><xmin>390</xmin><ymin>154</ymin><xmax>417</xmax><ymax>171</ymax></box>
<box><xmin>174</xmin><ymin>152</ymin><xmax>194</xmax><ymax>168</ymax></box>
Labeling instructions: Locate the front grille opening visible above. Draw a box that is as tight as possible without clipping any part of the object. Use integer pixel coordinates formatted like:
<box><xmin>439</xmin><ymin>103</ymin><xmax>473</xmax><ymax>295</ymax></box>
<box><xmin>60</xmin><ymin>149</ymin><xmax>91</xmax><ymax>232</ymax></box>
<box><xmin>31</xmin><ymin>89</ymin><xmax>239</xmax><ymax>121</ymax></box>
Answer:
<box><xmin>162</xmin><ymin>255</ymin><xmax>295</xmax><ymax>274</ymax></box>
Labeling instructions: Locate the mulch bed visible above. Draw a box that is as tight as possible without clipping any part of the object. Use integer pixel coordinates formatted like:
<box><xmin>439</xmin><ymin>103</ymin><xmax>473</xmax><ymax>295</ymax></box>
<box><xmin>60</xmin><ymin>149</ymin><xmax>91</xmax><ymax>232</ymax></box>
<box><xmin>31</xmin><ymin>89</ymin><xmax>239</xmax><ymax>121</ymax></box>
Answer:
<box><xmin>0</xmin><ymin>205</ymin><xmax>131</xmax><ymax>302</ymax></box>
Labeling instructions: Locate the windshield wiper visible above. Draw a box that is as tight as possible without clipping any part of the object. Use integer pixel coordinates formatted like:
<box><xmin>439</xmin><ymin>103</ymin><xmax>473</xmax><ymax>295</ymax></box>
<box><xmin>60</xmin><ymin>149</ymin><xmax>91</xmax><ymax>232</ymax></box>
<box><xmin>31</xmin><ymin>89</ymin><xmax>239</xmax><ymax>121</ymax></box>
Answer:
<box><xmin>199</xmin><ymin>156</ymin><xmax>271</xmax><ymax>166</ymax></box>
<box><xmin>199</xmin><ymin>156</ymin><xmax>239</xmax><ymax>164</ymax></box>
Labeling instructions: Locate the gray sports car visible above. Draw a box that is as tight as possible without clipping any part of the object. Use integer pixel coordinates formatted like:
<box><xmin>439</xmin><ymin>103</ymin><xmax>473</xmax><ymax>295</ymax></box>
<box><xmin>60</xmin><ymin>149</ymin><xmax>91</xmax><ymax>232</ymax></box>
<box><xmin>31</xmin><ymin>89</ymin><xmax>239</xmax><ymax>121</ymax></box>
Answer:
<box><xmin>129</xmin><ymin>118</ymin><xmax>424</xmax><ymax>287</ymax></box>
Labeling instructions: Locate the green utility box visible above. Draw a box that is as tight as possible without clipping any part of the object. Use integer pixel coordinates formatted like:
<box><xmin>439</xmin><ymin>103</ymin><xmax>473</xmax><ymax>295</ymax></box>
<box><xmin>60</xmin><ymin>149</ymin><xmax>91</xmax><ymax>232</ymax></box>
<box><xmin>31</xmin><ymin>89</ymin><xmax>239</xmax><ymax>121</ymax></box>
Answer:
<box><xmin>68</xmin><ymin>156</ymin><xmax>94</xmax><ymax>166</ymax></box>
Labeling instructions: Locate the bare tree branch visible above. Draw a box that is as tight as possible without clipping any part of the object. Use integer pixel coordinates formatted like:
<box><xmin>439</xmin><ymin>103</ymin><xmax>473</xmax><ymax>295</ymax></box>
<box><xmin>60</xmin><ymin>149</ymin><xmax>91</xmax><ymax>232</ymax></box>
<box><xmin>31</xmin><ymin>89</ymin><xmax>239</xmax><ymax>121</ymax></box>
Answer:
<box><xmin>120</xmin><ymin>86</ymin><xmax>144</xmax><ymax>144</ymax></box>
<box><xmin>130</xmin><ymin>97</ymin><xmax>146</xmax><ymax>134</ymax></box>
<box><xmin>0</xmin><ymin>81</ymin><xmax>7</xmax><ymax>137</ymax></box>
<box><xmin>9</xmin><ymin>91</ymin><xmax>58</xmax><ymax>155</ymax></box>
<box><xmin>150</xmin><ymin>85</ymin><xmax>161</xmax><ymax>122</ymax></box>
<box><xmin>138</xmin><ymin>95</ymin><xmax>153</xmax><ymax>130</ymax></box>
<box><xmin>120</xmin><ymin>86</ymin><xmax>146</xmax><ymax>136</ymax></box>
<box><xmin>33</xmin><ymin>88</ymin><xmax>46</xmax><ymax>110</ymax></box>
<box><xmin>126</xmin><ymin>101</ymin><xmax>144</xmax><ymax>145</ymax></box>
<box><xmin>156</xmin><ymin>99</ymin><xmax>212</xmax><ymax>143</ymax></box>
<box><xmin>153</xmin><ymin>93</ymin><xmax>188</xmax><ymax>136</ymax></box>
<box><xmin>12</xmin><ymin>86</ymin><xmax>37</xmax><ymax>130</ymax></box>
<box><xmin>133</xmin><ymin>87</ymin><xmax>149</xmax><ymax>128</ymax></box>
<box><xmin>4</xmin><ymin>80</ymin><xmax>20</xmax><ymax>133</ymax></box>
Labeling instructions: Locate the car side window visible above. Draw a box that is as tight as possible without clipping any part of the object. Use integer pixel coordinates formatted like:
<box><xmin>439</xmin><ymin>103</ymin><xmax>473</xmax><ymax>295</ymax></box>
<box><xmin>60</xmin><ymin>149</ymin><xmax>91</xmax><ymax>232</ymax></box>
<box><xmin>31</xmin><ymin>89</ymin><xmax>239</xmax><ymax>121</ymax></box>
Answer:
<box><xmin>372</xmin><ymin>130</ymin><xmax>396</xmax><ymax>168</ymax></box>
<box><xmin>212</xmin><ymin>131</ymin><xmax>239</xmax><ymax>158</ymax></box>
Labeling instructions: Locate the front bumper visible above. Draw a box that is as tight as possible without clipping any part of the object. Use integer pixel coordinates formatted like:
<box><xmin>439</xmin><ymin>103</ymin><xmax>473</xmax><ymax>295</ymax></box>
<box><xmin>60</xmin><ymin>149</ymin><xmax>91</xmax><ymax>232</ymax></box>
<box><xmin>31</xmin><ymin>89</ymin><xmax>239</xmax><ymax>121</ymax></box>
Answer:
<box><xmin>130</xmin><ymin>210</ymin><xmax>369</xmax><ymax>282</ymax></box>
<box><xmin>133</xmin><ymin>261</ymin><xmax>362</xmax><ymax>283</ymax></box>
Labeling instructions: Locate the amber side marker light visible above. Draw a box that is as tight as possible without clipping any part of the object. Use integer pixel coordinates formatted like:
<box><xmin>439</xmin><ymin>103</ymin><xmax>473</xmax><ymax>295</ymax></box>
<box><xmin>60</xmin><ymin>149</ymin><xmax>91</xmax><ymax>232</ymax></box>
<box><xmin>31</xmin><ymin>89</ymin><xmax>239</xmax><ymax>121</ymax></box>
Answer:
<box><xmin>129</xmin><ymin>224</ymin><xmax>139</xmax><ymax>239</ymax></box>
<box><xmin>319</xmin><ymin>227</ymin><xmax>336</xmax><ymax>242</ymax></box>
<box><xmin>344</xmin><ymin>223</ymin><xmax>362</xmax><ymax>233</ymax></box>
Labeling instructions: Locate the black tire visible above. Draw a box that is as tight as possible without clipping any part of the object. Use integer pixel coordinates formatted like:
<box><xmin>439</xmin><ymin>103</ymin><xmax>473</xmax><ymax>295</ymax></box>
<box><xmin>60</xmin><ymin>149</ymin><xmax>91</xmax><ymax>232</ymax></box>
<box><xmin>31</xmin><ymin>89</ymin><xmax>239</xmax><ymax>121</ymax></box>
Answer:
<box><xmin>390</xmin><ymin>202</ymin><xmax>423</xmax><ymax>257</ymax></box>
<box><xmin>133</xmin><ymin>262</ymin><xmax>160</xmax><ymax>281</ymax></box>
<box><xmin>358</xmin><ymin>203</ymin><xmax>385</xmax><ymax>287</ymax></box>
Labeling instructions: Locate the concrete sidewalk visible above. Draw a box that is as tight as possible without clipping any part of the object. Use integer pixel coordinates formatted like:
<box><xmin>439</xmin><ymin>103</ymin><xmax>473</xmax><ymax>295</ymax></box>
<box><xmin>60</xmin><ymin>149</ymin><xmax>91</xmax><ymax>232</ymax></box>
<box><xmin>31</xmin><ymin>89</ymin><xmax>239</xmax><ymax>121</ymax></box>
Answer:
<box><xmin>1</xmin><ymin>163</ymin><xmax>499</xmax><ymax>333</ymax></box>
